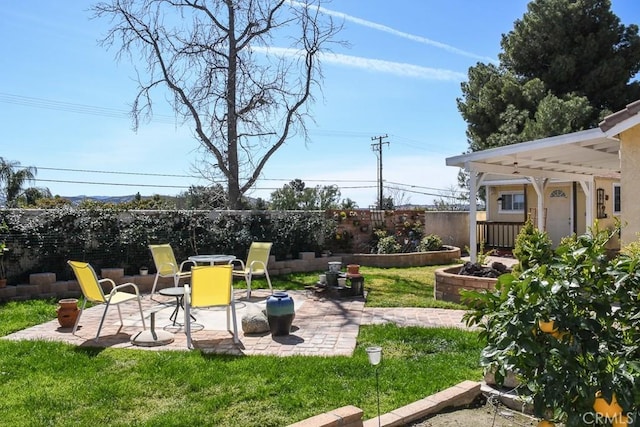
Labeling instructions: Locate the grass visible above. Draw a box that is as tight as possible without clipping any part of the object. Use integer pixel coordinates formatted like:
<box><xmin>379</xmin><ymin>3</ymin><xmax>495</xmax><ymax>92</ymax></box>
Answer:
<box><xmin>266</xmin><ymin>263</ymin><xmax>466</xmax><ymax>309</ymax></box>
<box><xmin>0</xmin><ymin>264</ymin><xmax>481</xmax><ymax>426</ymax></box>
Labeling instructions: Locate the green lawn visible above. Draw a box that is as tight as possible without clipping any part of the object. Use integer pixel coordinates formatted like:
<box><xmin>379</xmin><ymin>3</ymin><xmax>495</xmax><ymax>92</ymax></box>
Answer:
<box><xmin>266</xmin><ymin>264</ymin><xmax>466</xmax><ymax>309</ymax></box>
<box><xmin>0</xmin><ymin>265</ymin><xmax>481</xmax><ymax>426</ymax></box>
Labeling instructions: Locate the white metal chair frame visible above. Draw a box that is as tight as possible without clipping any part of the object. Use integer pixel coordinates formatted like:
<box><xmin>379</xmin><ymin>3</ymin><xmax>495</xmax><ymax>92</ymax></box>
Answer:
<box><xmin>67</xmin><ymin>261</ymin><xmax>147</xmax><ymax>341</ymax></box>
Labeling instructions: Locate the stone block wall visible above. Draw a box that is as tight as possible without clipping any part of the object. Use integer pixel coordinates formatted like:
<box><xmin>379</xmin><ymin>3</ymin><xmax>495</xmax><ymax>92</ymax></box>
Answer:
<box><xmin>0</xmin><ymin>252</ymin><xmax>348</xmax><ymax>302</ymax></box>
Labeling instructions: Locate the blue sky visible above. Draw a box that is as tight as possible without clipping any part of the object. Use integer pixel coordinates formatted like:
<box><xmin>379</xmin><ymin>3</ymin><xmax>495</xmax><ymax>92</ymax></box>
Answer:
<box><xmin>2</xmin><ymin>1</ymin><xmax>638</xmax><ymax>207</ymax></box>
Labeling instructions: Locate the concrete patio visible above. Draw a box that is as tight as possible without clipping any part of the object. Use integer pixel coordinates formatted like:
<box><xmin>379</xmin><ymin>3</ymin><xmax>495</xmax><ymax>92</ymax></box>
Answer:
<box><xmin>2</xmin><ymin>289</ymin><xmax>471</xmax><ymax>356</ymax></box>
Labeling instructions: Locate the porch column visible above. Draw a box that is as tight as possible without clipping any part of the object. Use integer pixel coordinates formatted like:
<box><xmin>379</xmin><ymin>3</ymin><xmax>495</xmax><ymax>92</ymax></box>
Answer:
<box><xmin>465</xmin><ymin>165</ymin><xmax>485</xmax><ymax>263</ymax></box>
<box><xmin>579</xmin><ymin>179</ymin><xmax>594</xmax><ymax>231</ymax></box>
<box><xmin>530</xmin><ymin>178</ymin><xmax>548</xmax><ymax>230</ymax></box>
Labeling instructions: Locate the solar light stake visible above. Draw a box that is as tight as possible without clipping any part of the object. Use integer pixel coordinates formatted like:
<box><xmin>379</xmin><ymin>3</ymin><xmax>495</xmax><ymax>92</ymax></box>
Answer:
<box><xmin>366</xmin><ymin>346</ymin><xmax>382</xmax><ymax>427</ymax></box>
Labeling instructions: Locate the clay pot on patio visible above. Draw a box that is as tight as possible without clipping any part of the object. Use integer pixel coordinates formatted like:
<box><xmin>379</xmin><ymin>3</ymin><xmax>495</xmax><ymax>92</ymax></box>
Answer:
<box><xmin>57</xmin><ymin>298</ymin><xmax>79</xmax><ymax>328</ymax></box>
<box><xmin>347</xmin><ymin>264</ymin><xmax>360</xmax><ymax>275</ymax></box>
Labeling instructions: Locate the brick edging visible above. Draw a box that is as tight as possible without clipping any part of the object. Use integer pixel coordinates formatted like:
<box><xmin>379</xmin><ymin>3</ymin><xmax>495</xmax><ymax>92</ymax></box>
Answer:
<box><xmin>287</xmin><ymin>381</ymin><xmax>481</xmax><ymax>427</ymax></box>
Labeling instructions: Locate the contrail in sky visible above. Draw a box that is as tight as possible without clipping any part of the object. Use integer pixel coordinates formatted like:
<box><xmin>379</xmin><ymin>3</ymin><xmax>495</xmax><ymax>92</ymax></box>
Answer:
<box><xmin>253</xmin><ymin>47</ymin><xmax>467</xmax><ymax>81</ymax></box>
<box><xmin>288</xmin><ymin>0</ymin><xmax>498</xmax><ymax>64</ymax></box>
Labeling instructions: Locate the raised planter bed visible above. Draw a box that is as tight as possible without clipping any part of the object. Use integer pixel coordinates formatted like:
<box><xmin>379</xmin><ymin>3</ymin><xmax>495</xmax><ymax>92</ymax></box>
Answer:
<box><xmin>434</xmin><ymin>265</ymin><xmax>498</xmax><ymax>303</ymax></box>
<box><xmin>345</xmin><ymin>245</ymin><xmax>460</xmax><ymax>268</ymax></box>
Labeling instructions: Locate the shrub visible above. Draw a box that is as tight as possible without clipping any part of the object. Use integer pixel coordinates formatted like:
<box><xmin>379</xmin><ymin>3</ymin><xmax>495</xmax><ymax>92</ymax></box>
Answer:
<box><xmin>418</xmin><ymin>234</ymin><xmax>442</xmax><ymax>252</ymax></box>
<box><xmin>376</xmin><ymin>235</ymin><xmax>401</xmax><ymax>254</ymax></box>
<box><xmin>512</xmin><ymin>217</ymin><xmax>553</xmax><ymax>274</ymax></box>
<box><xmin>462</xmin><ymin>224</ymin><xmax>640</xmax><ymax>426</ymax></box>
<box><xmin>0</xmin><ymin>207</ymin><xmax>333</xmax><ymax>282</ymax></box>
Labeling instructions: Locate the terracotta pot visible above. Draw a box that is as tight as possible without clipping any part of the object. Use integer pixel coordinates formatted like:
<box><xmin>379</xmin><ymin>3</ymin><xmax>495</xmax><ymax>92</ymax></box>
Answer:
<box><xmin>57</xmin><ymin>298</ymin><xmax>79</xmax><ymax>328</ymax></box>
<box><xmin>347</xmin><ymin>264</ymin><xmax>360</xmax><ymax>275</ymax></box>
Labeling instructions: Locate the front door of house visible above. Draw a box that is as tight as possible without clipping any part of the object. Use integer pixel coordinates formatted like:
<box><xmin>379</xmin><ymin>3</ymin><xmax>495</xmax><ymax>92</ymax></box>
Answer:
<box><xmin>546</xmin><ymin>185</ymin><xmax>572</xmax><ymax>246</ymax></box>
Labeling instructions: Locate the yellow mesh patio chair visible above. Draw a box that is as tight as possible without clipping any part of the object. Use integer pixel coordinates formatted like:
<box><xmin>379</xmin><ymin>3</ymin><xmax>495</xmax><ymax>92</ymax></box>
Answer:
<box><xmin>67</xmin><ymin>260</ymin><xmax>146</xmax><ymax>341</ymax></box>
<box><xmin>230</xmin><ymin>242</ymin><xmax>273</xmax><ymax>298</ymax></box>
<box><xmin>149</xmin><ymin>244</ymin><xmax>195</xmax><ymax>296</ymax></box>
<box><xmin>184</xmin><ymin>265</ymin><xmax>239</xmax><ymax>348</ymax></box>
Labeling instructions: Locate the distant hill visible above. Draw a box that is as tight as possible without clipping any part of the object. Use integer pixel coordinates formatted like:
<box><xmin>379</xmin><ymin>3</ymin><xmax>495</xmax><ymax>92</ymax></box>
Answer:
<box><xmin>64</xmin><ymin>195</ymin><xmax>137</xmax><ymax>205</ymax></box>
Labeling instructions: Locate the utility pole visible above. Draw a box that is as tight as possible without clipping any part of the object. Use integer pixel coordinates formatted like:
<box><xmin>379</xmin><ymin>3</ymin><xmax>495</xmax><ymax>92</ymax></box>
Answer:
<box><xmin>371</xmin><ymin>134</ymin><xmax>389</xmax><ymax>209</ymax></box>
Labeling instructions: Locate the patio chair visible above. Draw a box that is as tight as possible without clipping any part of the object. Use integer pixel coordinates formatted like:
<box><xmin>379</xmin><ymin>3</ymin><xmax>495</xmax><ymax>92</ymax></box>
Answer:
<box><xmin>184</xmin><ymin>265</ymin><xmax>239</xmax><ymax>348</ymax></box>
<box><xmin>67</xmin><ymin>260</ymin><xmax>146</xmax><ymax>341</ymax></box>
<box><xmin>149</xmin><ymin>244</ymin><xmax>195</xmax><ymax>296</ymax></box>
<box><xmin>229</xmin><ymin>242</ymin><xmax>273</xmax><ymax>298</ymax></box>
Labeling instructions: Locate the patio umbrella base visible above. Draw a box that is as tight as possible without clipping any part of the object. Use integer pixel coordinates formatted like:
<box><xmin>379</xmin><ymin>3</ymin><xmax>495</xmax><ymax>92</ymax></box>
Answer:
<box><xmin>130</xmin><ymin>311</ymin><xmax>175</xmax><ymax>347</ymax></box>
<box><xmin>130</xmin><ymin>329</ymin><xmax>174</xmax><ymax>347</ymax></box>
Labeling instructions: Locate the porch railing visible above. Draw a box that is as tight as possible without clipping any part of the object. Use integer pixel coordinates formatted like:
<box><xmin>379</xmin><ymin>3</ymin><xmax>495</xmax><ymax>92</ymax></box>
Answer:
<box><xmin>476</xmin><ymin>221</ymin><xmax>525</xmax><ymax>249</ymax></box>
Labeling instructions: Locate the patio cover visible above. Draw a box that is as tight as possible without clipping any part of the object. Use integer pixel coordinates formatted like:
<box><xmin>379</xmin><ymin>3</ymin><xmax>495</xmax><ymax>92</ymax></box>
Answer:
<box><xmin>445</xmin><ymin>99</ymin><xmax>640</xmax><ymax>261</ymax></box>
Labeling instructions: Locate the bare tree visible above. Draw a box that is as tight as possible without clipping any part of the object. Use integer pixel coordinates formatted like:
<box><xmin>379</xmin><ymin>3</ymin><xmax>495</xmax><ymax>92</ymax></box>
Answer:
<box><xmin>384</xmin><ymin>186</ymin><xmax>410</xmax><ymax>209</ymax></box>
<box><xmin>433</xmin><ymin>185</ymin><xmax>468</xmax><ymax>211</ymax></box>
<box><xmin>93</xmin><ymin>0</ymin><xmax>342</xmax><ymax>209</ymax></box>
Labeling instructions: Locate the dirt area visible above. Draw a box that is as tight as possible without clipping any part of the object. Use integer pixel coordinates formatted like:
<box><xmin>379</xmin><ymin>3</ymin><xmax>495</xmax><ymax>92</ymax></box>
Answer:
<box><xmin>409</xmin><ymin>396</ymin><xmax>542</xmax><ymax>427</ymax></box>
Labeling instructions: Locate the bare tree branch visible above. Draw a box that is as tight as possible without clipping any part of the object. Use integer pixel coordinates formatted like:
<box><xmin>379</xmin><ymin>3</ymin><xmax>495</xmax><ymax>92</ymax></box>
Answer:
<box><xmin>93</xmin><ymin>0</ymin><xmax>342</xmax><ymax>208</ymax></box>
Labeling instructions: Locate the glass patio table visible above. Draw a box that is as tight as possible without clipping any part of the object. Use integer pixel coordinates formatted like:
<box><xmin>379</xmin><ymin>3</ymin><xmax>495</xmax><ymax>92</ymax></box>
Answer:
<box><xmin>188</xmin><ymin>254</ymin><xmax>236</xmax><ymax>265</ymax></box>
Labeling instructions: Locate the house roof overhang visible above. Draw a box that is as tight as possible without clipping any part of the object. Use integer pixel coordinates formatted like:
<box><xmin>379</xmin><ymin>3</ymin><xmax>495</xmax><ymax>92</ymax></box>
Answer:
<box><xmin>447</xmin><ymin>127</ymin><xmax>624</xmax><ymax>184</ymax></box>
<box><xmin>446</xmin><ymin>128</ymin><xmax>620</xmax><ymax>182</ymax></box>
<box><xmin>445</xmin><ymin>99</ymin><xmax>640</xmax><ymax>184</ymax></box>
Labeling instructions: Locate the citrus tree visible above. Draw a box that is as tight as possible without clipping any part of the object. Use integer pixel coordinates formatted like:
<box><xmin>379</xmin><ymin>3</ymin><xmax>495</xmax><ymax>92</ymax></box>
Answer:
<box><xmin>462</xmin><ymin>224</ymin><xmax>639</xmax><ymax>426</ymax></box>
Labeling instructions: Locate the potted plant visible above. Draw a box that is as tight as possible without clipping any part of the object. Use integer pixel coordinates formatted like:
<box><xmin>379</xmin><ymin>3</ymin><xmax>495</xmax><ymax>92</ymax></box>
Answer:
<box><xmin>139</xmin><ymin>266</ymin><xmax>149</xmax><ymax>276</ymax></box>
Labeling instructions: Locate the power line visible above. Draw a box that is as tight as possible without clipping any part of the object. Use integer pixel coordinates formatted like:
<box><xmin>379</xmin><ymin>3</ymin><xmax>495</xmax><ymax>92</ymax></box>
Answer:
<box><xmin>33</xmin><ymin>178</ymin><xmax>378</xmax><ymax>192</ymax></box>
<box><xmin>386</xmin><ymin>180</ymin><xmax>469</xmax><ymax>194</ymax></box>
<box><xmin>33</xmin><ymin>166</ymin><xmax>379</xmax><ymax>183</ymax></box>
<box><xmin>384</xmin><ymin>184</ymin><xmax>466</xmax><ymax>199</ymax></box>
<box><xmin>36</xmin><ymin>166</ymin><xmax>194</xmax><ymax>178</ymax></box>
<box><xmin>0</xmin><ymin>92</ymin><xmax>386</xmax><ymax>139</ymax></box>
<box><xmin>32</xmin><ymin>166</ymin><xmax>464</xmax><ymax>195</ymax></box>
<box><xmin>0</xmin><ymin>92</ymin><xmax>177</xmax><ymax>124</ymax></box>
<box><xmin>34</xmin><ymin>178</ymin><xmax>189</xmax><ymax>189</ymax></box>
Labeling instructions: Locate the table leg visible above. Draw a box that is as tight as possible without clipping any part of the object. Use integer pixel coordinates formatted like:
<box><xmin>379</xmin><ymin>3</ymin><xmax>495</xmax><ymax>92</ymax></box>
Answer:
<box><xmin>172</xmin><ymin>295</ymin><xmax>196</xmax><ymax>325</ymax></box>
<box><xmin>168</xmin><ymin>297</ymin><xmax>180</xmax><ymax>326</ymax></box>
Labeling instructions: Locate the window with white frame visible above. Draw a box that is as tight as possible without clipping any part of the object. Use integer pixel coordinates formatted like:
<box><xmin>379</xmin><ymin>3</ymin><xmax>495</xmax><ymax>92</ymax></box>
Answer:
<box><xmin>498</xmin><ymin>192</ymin><xmax>525</xmax><ymax>213</ymax></box>
<box><xmin>613</xmin><ymin>183</ymin><xmax>621</xmax><ymax>214</ymax></box>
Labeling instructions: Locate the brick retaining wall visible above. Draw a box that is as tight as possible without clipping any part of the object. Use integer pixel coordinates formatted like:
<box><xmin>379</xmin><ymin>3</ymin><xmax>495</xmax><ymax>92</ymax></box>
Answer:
<box><xmin>434</xmin><ymin>265</ymin><xmax>497</xmax><ymax>303</ymax></box>
<box><xmin>346</xmin><ymin>246</ymin><xmax>460</xmax><ymax>268</ymax></box>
